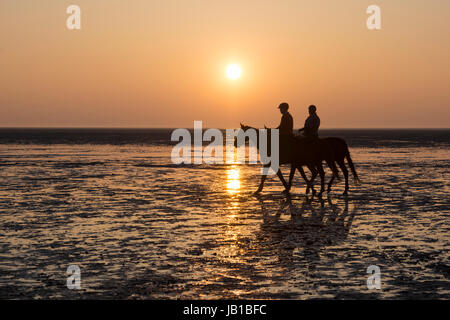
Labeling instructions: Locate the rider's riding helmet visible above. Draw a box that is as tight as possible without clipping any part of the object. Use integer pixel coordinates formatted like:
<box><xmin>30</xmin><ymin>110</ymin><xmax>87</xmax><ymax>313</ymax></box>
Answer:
<box><xmin>309</xmin><ymin>105</ymin><xmax>317</xmax><ymax>112</ymax></box>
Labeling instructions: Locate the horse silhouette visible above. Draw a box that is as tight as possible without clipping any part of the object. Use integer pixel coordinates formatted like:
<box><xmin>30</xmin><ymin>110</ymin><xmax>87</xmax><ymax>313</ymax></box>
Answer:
<box><xmin>236</xmin><ymin>123</ymin><xmax>339</xmax><ymax>195</ymax></box>
<box><xmin>288</xmin><ymin>137</ymin><xmax>360</xmax><ymax>195</ymax></box>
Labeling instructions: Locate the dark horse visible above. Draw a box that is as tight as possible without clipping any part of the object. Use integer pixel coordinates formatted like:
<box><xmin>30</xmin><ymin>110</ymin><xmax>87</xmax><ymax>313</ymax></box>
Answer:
<box><xmin>236</xmin><ymin>124</ymin><xmax>340</xmax><ymax>195</ymax></box>
<box><xmin>288</xmin><ymin>137</ymin><xmax>360</xmax><ymax>195</ymax></box>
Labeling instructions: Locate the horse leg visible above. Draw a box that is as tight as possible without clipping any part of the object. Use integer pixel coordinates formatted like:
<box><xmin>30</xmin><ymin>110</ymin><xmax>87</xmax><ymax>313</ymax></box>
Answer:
<box><xmin>306</xmin><ymin>165</ymin><xmax>318</xmax><ymax>196</ymax></box>
<box><xmin>327</xmin><ymin>172</ymin><xmax>335</xmax><ymax>193</ymax></box>
<box><xmin>277</xmin><ymin>169</ymin><xmax>290</xmax><ymax>192</ymax></box>
<box><xmin>255</xmin><ymin>174</ymin><xmax>267</xmax><ymax>194</ymax></box>
<box><xmin>298</xmin><ymin>166</ymin><xmax>310</xmax><ymax>194</ymax></box>
<box><xmin>325</xmin><ymin>157</ymin><xmax>341</xmax><ymax>193</ymax></box>
<box><xmin>317</xmin><ymin>162</ymin><xmax>325</xmax><ymax>196</ymax></box>
<box><xmin>255</xmin><ymin>165</ymin><xmax>270</xmax><ymax>194</ymax></box>
<box><xmin>337</xmin><ymin>159</ymin><xmax>349</xmax><ymax>195</ymax></box>
<box><xmin>288</xmin><ymin>165</ymin><xmax>296</xmax><ymax>191</ymax></box>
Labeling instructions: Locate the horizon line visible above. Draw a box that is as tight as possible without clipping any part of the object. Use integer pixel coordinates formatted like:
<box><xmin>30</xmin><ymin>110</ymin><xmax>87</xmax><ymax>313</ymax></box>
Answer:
<box><xmin>0</xmin><ymin>127</ymin><xmax>449</xmax><ymax>130</ymax></box>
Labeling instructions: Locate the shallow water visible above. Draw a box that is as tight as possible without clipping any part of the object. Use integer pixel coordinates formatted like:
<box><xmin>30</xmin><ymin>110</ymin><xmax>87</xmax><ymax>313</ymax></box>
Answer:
<box><xmin>0</xmin><ymin>131</ymin><xmax>449</xmax><ymax>299</ymax></box>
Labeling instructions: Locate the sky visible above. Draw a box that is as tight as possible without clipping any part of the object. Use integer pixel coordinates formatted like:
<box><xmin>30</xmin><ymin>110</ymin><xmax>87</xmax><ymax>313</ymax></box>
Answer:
<box><xmin>1</xmin><ymin>0</ymin><xmax>450</xmax><ymax>128</ymax></box>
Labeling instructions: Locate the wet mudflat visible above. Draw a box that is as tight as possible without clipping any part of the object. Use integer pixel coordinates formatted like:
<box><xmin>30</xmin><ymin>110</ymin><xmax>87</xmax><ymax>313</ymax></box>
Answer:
<box><xmin>0</xmin><ymin>141</ymin><xmax>448</xmax><ymax>299</ymax></box>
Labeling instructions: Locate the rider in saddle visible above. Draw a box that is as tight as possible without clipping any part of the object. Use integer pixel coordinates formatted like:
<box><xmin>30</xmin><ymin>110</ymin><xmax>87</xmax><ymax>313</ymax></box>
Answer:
<box><xmin>277</xmin><ymin>102</ymin><xmax>294</xmax><ymax>137</ymax></box>
<box><xmin>276</xmin><ymin>102</ymin><xmax>294</xmax><ymax>161</ymax></box>
<box><xmin>298</xmin><ymin>105</ymin><xmax>320</xmax><ymax>141</ymax></box>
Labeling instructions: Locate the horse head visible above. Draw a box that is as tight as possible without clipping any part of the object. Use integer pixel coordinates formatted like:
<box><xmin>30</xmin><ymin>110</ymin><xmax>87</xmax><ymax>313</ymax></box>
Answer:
<box><xmin>235</xmin><ymin>122</ymin><xmax>265</xmax><ymax>150</ymax></box>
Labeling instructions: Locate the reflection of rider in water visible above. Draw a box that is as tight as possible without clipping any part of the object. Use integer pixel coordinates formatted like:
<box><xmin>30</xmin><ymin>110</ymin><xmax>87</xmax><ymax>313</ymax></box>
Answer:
<box><xmin>298</xmin><ymin>105</ymin><xmax>320</xmax><ymax>139</ymax></box>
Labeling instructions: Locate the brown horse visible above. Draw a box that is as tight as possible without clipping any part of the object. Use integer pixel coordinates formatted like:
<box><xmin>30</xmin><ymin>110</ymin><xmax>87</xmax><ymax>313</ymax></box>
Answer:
<box><xmin>236</xmin><ymin>124</ymin><xmax>340</xmax><ymax>195</ymax></box>
<box><xmin>288</xmin><ymin>137</ymin><xmax>360</xmax><ymax>195</ymax></box>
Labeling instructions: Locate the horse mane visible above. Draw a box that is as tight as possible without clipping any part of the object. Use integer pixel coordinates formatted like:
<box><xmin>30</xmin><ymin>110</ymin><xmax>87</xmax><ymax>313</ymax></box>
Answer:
<box><xmin>240</xmin><ymin>123</ymin><xmax>262</xmax><ymax>131</ymax></box>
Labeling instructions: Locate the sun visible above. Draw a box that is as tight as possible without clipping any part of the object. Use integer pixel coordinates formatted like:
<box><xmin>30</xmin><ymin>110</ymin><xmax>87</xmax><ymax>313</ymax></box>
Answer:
<box><xmin>226</xmin><ymin>64</ymin><xmax>242</xmax><ymax>80</ymax></box>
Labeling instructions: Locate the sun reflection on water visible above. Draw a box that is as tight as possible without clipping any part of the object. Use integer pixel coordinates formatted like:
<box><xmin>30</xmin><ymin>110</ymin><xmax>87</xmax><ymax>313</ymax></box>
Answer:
<box><xmin>226</xmin><ymin>167</ymin><xmax>241</xmax><ymax>195</ymax></box>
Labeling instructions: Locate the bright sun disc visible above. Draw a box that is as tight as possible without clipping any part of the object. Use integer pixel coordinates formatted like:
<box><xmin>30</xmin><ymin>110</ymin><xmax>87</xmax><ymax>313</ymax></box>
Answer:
<box><xmin>226</xmin><ymin>64</ymin><xmax>242</xmax><ymax>79</ymax></box>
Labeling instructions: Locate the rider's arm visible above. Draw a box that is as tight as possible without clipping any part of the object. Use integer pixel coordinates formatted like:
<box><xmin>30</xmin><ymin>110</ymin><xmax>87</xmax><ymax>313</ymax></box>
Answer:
<box><xmin>277</xmin><ymin>115</ymin><xmax>286</xmax><ymax>129</ymax></box>
<box><xmin>299</xmin><ymin>117</ymin><xmax>310</xmax><ymax>132</ymax></box>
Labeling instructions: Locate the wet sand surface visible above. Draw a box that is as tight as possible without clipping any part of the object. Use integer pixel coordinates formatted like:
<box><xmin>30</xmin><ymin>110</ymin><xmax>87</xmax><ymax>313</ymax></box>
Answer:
<box><xmin>0</xmin><ymin>144</ymin><xmax>449</xmax><ymax>299</ymax></box>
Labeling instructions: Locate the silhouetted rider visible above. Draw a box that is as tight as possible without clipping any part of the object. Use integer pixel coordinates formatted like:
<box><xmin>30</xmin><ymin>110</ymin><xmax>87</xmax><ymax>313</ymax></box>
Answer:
<box><xmin>276</xmin><ymin>102</ymin><xmax>295</xmax><ymax>163</ymax></box>
<box><xmin>277</xmin><ymin>102</ymin><xmax>293</xmax><ymax>136</ymax></box>
<box><xmin>298</xmin><ymin>105</ymin><xmax>320</xmax><ymax>138</ymax></box>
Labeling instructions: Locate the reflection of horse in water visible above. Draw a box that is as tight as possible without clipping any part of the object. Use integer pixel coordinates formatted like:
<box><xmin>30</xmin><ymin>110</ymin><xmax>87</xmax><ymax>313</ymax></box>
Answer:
<box><xmin>254</xmin><ymin>195</ymin><xmax>356</xmax><ymax>269</ymax></box>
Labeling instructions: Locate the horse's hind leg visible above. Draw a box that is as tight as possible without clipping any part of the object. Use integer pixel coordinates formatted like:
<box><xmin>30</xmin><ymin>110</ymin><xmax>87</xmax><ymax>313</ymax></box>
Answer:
<box><xmin>298</xmin><ymin>166</ymin><xmax>311</xmax><ymax>194</ymax></box>
<box><xmin>317</xmin><ymin>163</ymin><xmax>325</xmax><ymax>196</ymax></box>
<box><xmin>325</xmin><ymin>155</ymin><xmax>341</xmax><ymax>193</ymax></box>
<box><xmin>326</xmin><ymin>160</ymin><xmax>340</xmax><ymax>193</ymax></box>
<box><xmin>306</xmin><ymin>165</ymin><xmax>318</xmax><ymax>196</ymax></box>
<box><xmin>337</xmin><ymin>159</ymin><xmax>349</xmax><ymax>195</ymax></box>
<box><xmin>327</xmin><ymin>172</ymin><xmax>335</xmax><ymax>193</ymax></box>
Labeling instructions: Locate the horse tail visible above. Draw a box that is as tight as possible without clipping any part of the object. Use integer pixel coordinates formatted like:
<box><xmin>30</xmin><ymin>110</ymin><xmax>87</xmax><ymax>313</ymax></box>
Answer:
<box><xmin>345</xmin><ymin>146</ymin><xmax>360</xmax><ymax>184</ymax></box>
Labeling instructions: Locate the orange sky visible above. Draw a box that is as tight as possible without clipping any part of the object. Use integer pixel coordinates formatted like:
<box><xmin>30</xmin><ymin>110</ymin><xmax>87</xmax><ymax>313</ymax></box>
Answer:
<box><xmin>1</xmin><ymin>0</ymin><xmax>449</xmax><ymax>128</ymax></box>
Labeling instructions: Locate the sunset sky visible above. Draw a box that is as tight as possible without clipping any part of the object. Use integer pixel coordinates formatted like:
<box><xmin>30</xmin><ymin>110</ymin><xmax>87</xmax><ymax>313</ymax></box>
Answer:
<box><xmin>1</xmin><ymin>0</ymin><xmax>449</xmax><ymax>128</ymax></box>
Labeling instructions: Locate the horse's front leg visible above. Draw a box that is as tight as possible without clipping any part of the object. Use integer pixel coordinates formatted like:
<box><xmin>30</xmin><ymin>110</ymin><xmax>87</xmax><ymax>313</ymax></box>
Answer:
<box><xmin>255</xmin><ymin>174</ymin><xmax>267</xmax><ymax>194</ymax></box>
<box><xmin>255</xmin><ymin>165</ymin><xmax>270</xmax><ymax>194</ymax></box>
<box><xmin>277</xmin><ymin>169</ymin><xmax>290</xmax><ymax>192</ymax></box>
<box><xmin>287</xmin><ymin>165</ymin><xmax>296</xmax><ymax>191</ymax></box>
